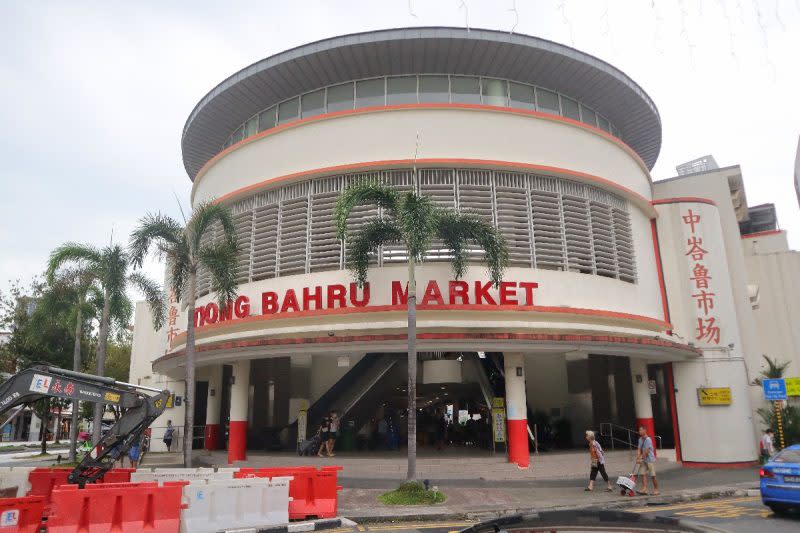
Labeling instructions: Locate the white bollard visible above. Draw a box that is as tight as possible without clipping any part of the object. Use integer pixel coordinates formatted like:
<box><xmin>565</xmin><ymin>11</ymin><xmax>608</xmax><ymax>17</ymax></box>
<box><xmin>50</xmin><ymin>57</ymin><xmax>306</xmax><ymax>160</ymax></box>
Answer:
<box><xmin>179</xmin><ymin>477</ymin><xmax>293</xmax><ymax>533</ymax></box>
<box><xmin>0</xmin><ymin>467</ymin><xmax>34</xmax><ymax>497</ymax></box>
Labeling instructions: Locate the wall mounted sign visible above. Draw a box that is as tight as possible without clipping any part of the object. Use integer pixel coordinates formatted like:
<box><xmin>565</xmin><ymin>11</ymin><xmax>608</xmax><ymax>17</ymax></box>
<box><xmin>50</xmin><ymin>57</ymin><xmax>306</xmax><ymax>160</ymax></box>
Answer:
<box><xmin>697</xmin><ymin>387</ymin><xmax>732</xmax><ymax>406</ymax></box>
<box><xmin>763</xmin><ymin>379</ymin><xmax>787</xmax><ymax>401</ymax></box>
<box><xmin>785</xmin><ymin>377</ymin><xmax>800</xmax><ymax>397</ymax></box>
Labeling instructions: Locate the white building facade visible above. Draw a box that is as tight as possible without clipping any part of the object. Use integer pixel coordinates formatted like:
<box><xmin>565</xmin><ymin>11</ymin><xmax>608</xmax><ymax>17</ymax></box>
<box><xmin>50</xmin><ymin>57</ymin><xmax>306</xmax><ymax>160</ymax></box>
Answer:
<box><xmin>130</xmin><ymin>28</ymin><xmax>797</xmax><ymax>466</ymax></box>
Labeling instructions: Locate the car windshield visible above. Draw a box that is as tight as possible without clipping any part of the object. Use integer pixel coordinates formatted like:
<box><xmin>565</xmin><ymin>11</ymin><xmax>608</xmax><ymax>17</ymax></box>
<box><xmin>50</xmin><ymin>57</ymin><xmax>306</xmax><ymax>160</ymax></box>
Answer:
<box><xmin>773</xmin><ymin>449</ymin><xmax>800</xmax><ymax>463</ymax></box>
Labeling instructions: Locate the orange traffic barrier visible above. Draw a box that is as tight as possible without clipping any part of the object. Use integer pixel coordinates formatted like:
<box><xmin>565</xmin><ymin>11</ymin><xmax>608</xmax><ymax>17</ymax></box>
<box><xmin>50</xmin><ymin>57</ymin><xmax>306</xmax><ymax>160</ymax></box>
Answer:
<box><xmin>0</xmin><ymin>496</ymin><xmax>45</xmax><ymax>533</ymax></box>
<box><xmin>235</xmin><ymin>466</ymin><xmax>343</xmax><ymax>519</ymax></box>
<box><xmin>26</xmin><ymin>467</ymin><xmax>136</xmax><ymax>509</ymax></box>
<box><xmin>47</xmin><ymin>482</ymin><xmax>184</xmax><ymax>533</ymax></box>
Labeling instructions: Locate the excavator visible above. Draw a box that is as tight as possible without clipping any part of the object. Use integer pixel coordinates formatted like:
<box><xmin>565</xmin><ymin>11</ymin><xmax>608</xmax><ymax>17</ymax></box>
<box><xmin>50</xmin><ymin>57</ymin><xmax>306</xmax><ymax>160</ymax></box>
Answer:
<box><xmin>0</xmin><ymin>365</ymin><xmax>169</xmax><ymax>486</ymax></box>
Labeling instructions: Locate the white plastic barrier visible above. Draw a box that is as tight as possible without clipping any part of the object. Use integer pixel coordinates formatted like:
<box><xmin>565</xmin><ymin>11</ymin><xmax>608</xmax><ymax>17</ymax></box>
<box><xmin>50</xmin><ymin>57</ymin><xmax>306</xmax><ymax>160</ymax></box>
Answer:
<box><xmin>179</xmin><ymin>476</ymin><xmax>292</xmax><ymax>533</ymax></box>
<box><xmin>0</xmin><ymin>467</ymin><xmax>34</xmax><ymax>497</ymax></box>
<box><xmin>130</xmin><ymin>467</ymin><xmax>238</xmax><ymax>483</ymax></box>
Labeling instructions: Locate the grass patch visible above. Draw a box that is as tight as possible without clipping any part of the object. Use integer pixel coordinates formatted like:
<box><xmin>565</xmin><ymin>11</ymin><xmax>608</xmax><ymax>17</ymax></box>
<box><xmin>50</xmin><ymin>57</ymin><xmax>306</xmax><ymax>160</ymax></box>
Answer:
<box><xmin>0</xmin><ymin>445</ymin><xmax>26</xmax><ymax>452</ymax></box>
<box><xmin>378</xmin><ymin>481</ymin><xmax>446</xmax><ymax>506</ymax></box>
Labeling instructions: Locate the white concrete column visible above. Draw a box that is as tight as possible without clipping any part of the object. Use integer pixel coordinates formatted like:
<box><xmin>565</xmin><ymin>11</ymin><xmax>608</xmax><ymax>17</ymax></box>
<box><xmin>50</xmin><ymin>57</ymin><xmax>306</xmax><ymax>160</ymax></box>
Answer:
<box><xmin>228</xmin><ymin>359</ymin><xmax>250</xmax><ymax>463</ymax></box>
<box><xmin>504</xmin><ymin>352</ymin><xmax>529</xmax><ymax>468</ymax></box>
<box><xmin>630</xmin><ymin>359</ymin><xmax>655</xmax><ymax>438</ymax></box>
<box><xmin>204</xmin><ymin>365</ymin><xmax>224</xmax><ymax>450</ymax></box>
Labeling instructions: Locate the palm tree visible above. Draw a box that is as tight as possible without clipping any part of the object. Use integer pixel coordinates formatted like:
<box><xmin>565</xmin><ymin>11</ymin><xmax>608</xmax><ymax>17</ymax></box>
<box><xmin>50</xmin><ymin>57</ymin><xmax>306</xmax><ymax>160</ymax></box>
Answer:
<box><xmin>47</xmin><ymin>243</ymin><xmax>165</xmax><ymax>445</ymax></box>
<box><xmin>41</xmin><ymin>266</ymin><xmax>98</xmax><ymax>461</ymax></box>
<box><xmin>752</xmin><ymin>354</ymin><xmax>791</xmax><ymax>386</ymax></box>
<box><xmin>129</xmin><ymin>201</ymin><xmax>238</xmax><ymax>467</ymax></box>
<box><xmin>335</xmin><ymin>182</ymin><xmax>508</xmax><ymax>480</ymax></box>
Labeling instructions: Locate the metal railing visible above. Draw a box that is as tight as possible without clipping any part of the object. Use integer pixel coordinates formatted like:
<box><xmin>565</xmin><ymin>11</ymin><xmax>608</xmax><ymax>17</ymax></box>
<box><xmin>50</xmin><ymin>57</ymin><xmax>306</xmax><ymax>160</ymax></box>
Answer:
<box><xmin>599</xmin><ymin>422</ymin><xmax>662</xmax><ymax>451</ymax></box>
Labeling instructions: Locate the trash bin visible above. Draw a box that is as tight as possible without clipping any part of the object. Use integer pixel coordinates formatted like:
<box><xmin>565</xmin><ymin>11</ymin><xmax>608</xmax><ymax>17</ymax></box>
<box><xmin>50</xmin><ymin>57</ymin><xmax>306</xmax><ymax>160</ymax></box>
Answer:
<box><xmin>339</xmin><ymin>420</ymin><xmax>356</xmax><ymax>451</ymax></box>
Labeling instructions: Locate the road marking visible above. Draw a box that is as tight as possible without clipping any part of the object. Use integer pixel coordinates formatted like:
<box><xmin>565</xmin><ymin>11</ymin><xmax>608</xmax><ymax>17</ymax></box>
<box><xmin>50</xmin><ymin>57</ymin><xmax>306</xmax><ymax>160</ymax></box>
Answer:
<box><xmin>629</xmin><ymin>497</ymin><xmax>771</xmax><ymax>519</ymax></box>
<box><xmin>365</xmin><ymin>522</ymin><xmax>474</xmax><ymax>531</ymax></box>
<box><xmin>356</xmin><ymin>526</ymin><xmax>366</xmax><ymax>532</ymax></box>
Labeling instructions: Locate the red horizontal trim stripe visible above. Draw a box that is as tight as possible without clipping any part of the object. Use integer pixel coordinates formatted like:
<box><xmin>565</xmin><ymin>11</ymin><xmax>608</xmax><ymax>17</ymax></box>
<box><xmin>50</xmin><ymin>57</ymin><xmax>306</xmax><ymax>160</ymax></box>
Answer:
<box><xmin>651</xmin><ymin>197</ymin><xmax>717</xmax><ymax>207</ymax></box>
<box><xmin>155</xmin><ymin>332</ymin><xmax>699</xmax><ymax>366</ymax></box>
<box><xmin>193</xmin><ymin>103</ymin><xmax>651</xmax><ymax>184</ymax></box>
<box><xmin>741</xmin><ymin>229</ymin><xmax>783</xmax><ymax>239</ymax></box>
<box><xmin>171</xmin><ymin>304</ymin><xmax>672</xmax><ymax>346</ymax></box>
<box><xmin>207</xmin><ymin>158</ymin><xmax>655</xmax><ymax>216</ymax></box>
<box><xmin>681</xmin><ymin>460</ymin><xmax>758</xmax><ymax>469</ymax></box>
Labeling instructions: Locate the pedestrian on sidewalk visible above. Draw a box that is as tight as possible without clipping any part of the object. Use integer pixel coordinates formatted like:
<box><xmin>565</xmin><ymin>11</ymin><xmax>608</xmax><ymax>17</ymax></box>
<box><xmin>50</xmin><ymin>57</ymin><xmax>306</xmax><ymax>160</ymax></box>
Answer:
<box><xmin>318</xmin><ymin>414</ymin><xmax>331</xmax><ymax>457</ymax></box>
<box><xmin>128</xmin><ymin>437</ymin><xmax>142</xmax><ymax>469</ymax></box>
<box><xmin>636</xmin><ymin>425</ymin><xmax>659</xmax><ymax>495</ymax></box>
<box><xmin>326</xmin><ymin>410</ymin><xmax>340</xmax><ymax>457</ymax></box>
<box><xmin>759</xmin><ymin>428</ymin><xmax>775</xmax><ymax>464</ymax></box>
<box><xmin>163</xmin><ymin>420</ymin><xmax>175</xmax><ymax>452</ymax></box>
<box><xmin>584</xmin><ymin>430</ymin><xmax>612</xmax><ymax>492</ymax></box>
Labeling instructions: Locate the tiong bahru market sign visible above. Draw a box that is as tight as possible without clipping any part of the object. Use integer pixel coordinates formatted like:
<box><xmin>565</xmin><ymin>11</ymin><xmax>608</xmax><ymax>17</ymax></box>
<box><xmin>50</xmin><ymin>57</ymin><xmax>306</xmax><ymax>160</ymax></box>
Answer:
<box><xmin>193</xmin><ymin>279</ymin><xmax>540</xmax><ymax>327</ymax></box>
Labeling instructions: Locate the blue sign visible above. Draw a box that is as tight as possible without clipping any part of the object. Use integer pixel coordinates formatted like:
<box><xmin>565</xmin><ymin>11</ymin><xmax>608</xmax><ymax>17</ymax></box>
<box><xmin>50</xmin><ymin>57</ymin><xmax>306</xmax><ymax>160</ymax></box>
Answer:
<box><xmin>763</xmin><ymin>379</ymin><xmax>787</xmax><ymax>401</ymax></box>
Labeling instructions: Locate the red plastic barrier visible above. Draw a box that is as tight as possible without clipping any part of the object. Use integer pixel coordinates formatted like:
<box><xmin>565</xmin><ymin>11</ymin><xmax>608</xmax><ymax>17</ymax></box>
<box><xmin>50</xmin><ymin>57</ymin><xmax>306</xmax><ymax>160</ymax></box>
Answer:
<box><xmin>47</xmin><ymin>482</ymin><xmax>184</xmax><ymax>533</ymax></box>
<box><xmin>0</xmin><ymin>496</ymin><xmax>45</xmax><ymax>533</ymax></box>
<box><xmin>235</xmin><ymin>466</ymin><xmax>343</xmax><ymax>519</ymax></box>
<box><xmin>26</xmin><ymin>468</ymin><xmax>136</xmax><ymax>508</ymax></box>
<box><xmin>100</xmin><ymin>468</ymin><xmax>134</xmax><ymax>484</ymax></box>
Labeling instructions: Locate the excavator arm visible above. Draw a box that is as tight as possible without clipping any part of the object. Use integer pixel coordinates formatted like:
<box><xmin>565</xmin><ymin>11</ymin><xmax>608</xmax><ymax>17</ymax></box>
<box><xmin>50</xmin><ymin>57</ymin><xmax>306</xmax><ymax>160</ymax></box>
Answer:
<box><xmin>0</xmin><ymin>365</ymin><xmax>169</xmax><ymax>486</ymax></box>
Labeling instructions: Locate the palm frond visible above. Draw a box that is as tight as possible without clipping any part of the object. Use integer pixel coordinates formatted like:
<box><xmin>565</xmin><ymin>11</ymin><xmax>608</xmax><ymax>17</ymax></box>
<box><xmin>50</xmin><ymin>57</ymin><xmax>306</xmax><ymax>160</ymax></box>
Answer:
<box><xmin>129</xmin><ymin>212</ymin><xmax>183</xmax><ymax>268</ymax></box>
<box><xmin>46</xmin><ymin>243</ymin><xmax>102</xmax><ymax>283</ymax></box>
<box><xmin>197</xmin><ymin>240</ymin><xmax>239</xmax><ymax>308</ymax></box>
<box><xmin>188</xmin><ymin>201</ymin><xmax>237</xmax><ymax>253</ymax></box>
<box><xmin>335</xmin><ymin>183</ymin><xmax>400</xmax><ymax>240</ymax></box>
<box><xmin>398</xmin><ymin>192</ymin><xmax>439</xmax><ymax>260</ymax></box>
<box><xmin>435</xmin><ymin>210</ymin><xmax>508</xmax><ymax>286</ymax></box>
<box><xmin>128</xmin><ymin>271</ymin><xmax>166</xmax><ymax>329</ymax></box>
<box><xmin>346</xmin><ymin>220</ymin><xmax>403</xmax><ymax>287</ymax></box>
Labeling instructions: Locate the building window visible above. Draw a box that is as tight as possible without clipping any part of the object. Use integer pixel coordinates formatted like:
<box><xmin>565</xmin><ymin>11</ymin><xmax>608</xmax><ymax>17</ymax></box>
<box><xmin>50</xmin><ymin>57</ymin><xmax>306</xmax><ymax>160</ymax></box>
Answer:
<box><xmin>326</xmin><ymin>82</ymin><xmax>354</xmax><ymax>112</ymax></box>
<box><xmin>244</xmin><ymin>116</ymin><xmax>258</xmax><ymax>138</ymax></box>
<box><xmin>536</xmin><ymin>88</ymin><xmax>560</xmax><ymax>115</ymax></box>
<box><xmin>450</xmin><ymin>76</ymin><xmax>481</xmax><ymax>104</ymax></box>
<box><xmin>560</xmin><ymin>96</ymin><xmax>580</xmax><ymax>121</ymax></box>
<box><xmin>277</xmin><ymin>97</ymin><xmax>300</xmax><ymax>124</ymax></box>
<box><xmin>355</xmin><ymin>78</ymin><xmax>385</xmax><ymax>108</ymax></box>
<box><xmin>481</xmin><ymin>78</ymin><xmax>508</xmax><ymax>107</ymax></box>
<box><xmin>418</xmin><ymin>75</ymin><xmax>450</xmax><ymax>103</ymax></box>
<box><xmin>258</xmin><ymin>107</ymin><xmax>276</xmax><ymax>132</ymax></box>
<box><xmin>301</xmin><ymin>89</ymin><xmax>325</xmax><ymax>118</ymax></box>
<box><xmin>509</xmin><ymin>82</ymin><xmax>535</xmax><ymax>110</ymax></box>
<box><xmin>387</xmin><ymin>76</ymin><xmax>418</xmax><ymax>105</ymax></box>
<box><xmin>580</xmin><ymin>104</ymin><xmax>597</xmax><ymax>127</ymax></box>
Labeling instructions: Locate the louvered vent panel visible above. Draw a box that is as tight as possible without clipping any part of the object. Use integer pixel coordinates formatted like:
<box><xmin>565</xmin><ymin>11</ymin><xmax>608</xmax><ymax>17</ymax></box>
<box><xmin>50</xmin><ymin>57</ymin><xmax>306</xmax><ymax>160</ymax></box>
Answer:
<box><xmin>530</xmin><ymin>187</ymin><xmax>564</xmax><ymax>270</ymax></box>
<box><xmin>494</xmin><ymin>172</ymin><xmax>532</xmax><ymax>267</ymax></box>
<box><xmin>251</xmin><ymin>190</ymin><xmax>280</xmax><ymax>281</ymax></box>
<box><xmin>194</xmin><ymin>223</ymin><xmax>215</xmax><ymax>298</ymax></box>
<box><xmin>278</xmin><ymin>182</ymin><xmax>310</xmax><ymax>276</ymax></box>
<box><xmin>309</xmin><ymin>177</ymin><xmax>343</xmax><ymax>272</ymax></box>
<box><xmin>612</xmin><ymin>207</ymin><xmax>636</xmax><ymax>282</ymax></box>
<box><xmin>342</xmin><ymin>172</ymin><xmax>381</xmax><ymax>267</ymax></box>
<box><xmin>562</xmin><ymin>194</ymin><xmax>593</xmax><ymax>274</ymax></box>
<box><xmin>382</xmin><ymin>170</ymin><xmax>416</xmax><ymax>264</ymax></box>
<box><xmin>419</xmin><ymin>169</ymin><xmax>455</xmax><ymax>262</ymax></box>
<box><xmin>456</xmin><ymin>169</ymin><xmax>494</xmax><ymax>261</ymax></box>
<box><xmin>589</xmin><ymin>201</ymin><xmax>617</xmax><ymax>278</ymax></box>
<box><xmin>232</xmin><ymin>208</ymin><xmax>254</xmax><ymax>284</ymax></box>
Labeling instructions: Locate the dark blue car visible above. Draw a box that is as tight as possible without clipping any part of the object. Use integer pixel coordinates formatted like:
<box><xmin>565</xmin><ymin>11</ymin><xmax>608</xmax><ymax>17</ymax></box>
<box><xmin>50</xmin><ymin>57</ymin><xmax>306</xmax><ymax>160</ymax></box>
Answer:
<box><xmin>760</xmin><ymin>444</ymin><xmax>800</xmax><ymax>514</ymax></box>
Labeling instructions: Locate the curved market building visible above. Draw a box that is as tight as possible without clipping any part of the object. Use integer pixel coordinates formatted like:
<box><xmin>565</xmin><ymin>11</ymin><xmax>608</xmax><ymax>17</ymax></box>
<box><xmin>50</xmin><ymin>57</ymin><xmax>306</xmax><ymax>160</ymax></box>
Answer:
<box><xmin>131</xmin><ymin>27</ymin><xmax>798</xmax><ymax>467</ymax></box>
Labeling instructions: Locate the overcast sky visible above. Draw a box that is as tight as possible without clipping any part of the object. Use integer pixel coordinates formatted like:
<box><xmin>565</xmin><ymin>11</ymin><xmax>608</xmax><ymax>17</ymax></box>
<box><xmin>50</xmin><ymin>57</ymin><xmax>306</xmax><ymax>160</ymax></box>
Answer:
<box><xmin>1</xmin><ymin>0</ymin><xmax>798</xmax><ymax>301</ymax></box>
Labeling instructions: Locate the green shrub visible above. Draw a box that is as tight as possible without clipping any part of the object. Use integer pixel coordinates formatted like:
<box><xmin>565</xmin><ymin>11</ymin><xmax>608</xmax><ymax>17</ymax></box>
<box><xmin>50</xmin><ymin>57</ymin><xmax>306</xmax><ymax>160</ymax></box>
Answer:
<box><xmin>378</xmin><ymin>482</ymin><xmax>446</xmax><ymax>505</ymax></box>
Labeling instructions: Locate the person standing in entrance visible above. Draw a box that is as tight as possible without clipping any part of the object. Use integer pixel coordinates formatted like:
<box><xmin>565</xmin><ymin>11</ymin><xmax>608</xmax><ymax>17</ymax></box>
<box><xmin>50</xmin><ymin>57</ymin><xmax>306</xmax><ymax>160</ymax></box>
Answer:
<box><xmin>318</xmin><ymin>414</ymin><xmax>331</xmax><ymax>457</ymax></box>
<box><xmin>760</xmin><ymin>428</ymin><xmax>775</xmax><ymax>464</ymax></box>
<box><xmin>163</xmin><ymin>420</ymin><xmax>175</xmax><ymax>452</ymax></box>
<box><xmin>326</xmin><ymin>411</ymin><xmax>340</xmax><ymax>457</ymax></box>
<box><xmin>636</xmin><ymin>425</ymin><xmax>659</xmax><ymax>495</ymax></box>
<box><xmin>584</xmin><ymin>431</ymin><xmax>613</xmax><ymax>492</ymax></box>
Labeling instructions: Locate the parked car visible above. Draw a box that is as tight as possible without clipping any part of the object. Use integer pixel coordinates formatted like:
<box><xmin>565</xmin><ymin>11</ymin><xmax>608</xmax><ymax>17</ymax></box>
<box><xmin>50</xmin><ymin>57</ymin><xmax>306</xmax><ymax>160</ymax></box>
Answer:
<box><xmin>760</xmin><ymin>444</ymin><xmax>800</xmax><ymax>514</ymax></box>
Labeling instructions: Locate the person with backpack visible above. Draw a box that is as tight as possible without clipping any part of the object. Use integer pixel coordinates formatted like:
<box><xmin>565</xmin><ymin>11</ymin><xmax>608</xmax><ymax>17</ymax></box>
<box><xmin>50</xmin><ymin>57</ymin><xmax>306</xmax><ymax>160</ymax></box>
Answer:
<box><xmin>760</xmin><ymin>428</ymin><xmax>775</xmax><ymax>464</ymax></box>
<box><xmin>317</xmin><ymin>414</ymin><xmax>331</xmax><ymax>457</ymax></box>
<box><xmin>584</xmin><ymin>430</ymin><xmax>613</xmax><ymax>492</ymax></box>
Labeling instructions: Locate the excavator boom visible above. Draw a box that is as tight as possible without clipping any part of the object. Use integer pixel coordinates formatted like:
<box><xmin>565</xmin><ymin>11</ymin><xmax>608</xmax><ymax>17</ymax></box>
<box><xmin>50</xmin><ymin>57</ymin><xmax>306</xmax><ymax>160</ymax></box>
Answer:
<box><xmin>0</xmin><ymin>365</ymin><xmax>169</xmax><ymax>486</ymax></box>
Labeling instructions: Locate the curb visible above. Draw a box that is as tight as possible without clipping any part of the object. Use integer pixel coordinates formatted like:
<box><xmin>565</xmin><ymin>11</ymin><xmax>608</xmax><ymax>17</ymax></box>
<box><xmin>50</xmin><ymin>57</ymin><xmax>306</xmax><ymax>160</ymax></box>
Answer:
<box><xmin>344</xmin><ymin>487</ymin><xmax>757</xmax><ymax>523</ymax></box>
<box><xmin>221</xmin><ymin>518</ymin><xmax>355</xmax><ymax>533</ymax></box>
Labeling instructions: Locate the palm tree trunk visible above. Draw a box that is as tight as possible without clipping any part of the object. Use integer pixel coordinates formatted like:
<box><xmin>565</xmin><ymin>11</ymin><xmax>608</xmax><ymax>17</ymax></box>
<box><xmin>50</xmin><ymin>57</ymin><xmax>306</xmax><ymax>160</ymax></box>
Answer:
<box><xmin>183</xmin><ymin>272</ymin><xmax>197</xmax><ymax>467</ymax></box>
<box><xmin>69</xmin><ymin>304</ymin><xmax>82</xmax><ymax>462</ymax></box>
<box><xmin>406</xmin><ymin>258</ymin><xmax>417</xmax><ymax>481</ymax></box>
<box><xmin>92</xmin><ymin>289</ymin><xmax>111</xmax><ymax>445</ymax></box>
<box><xmin>55</xmin><ymin>405</ymin><xmax>62</xmax><ymax>444</ymax></box>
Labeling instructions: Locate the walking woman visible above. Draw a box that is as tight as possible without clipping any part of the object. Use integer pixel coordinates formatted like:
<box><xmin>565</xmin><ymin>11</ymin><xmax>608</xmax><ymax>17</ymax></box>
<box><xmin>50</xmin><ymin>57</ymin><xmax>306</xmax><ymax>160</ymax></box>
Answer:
<box><xmin>326</xmin><ymin>410</ymin><xmax>340</xmax><ymax>457</ymax></box>
<box><xmin>585</xmin><ymin>430</ymin><xmax>613</xmax><ymax>492</ymax></box>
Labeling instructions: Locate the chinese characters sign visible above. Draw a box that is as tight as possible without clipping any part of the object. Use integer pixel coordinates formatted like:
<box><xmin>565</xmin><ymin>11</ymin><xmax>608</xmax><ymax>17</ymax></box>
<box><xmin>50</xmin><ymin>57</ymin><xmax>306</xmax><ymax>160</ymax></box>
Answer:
<box><xmin>166</xmin><ymin>290</ymin><xmax>182</xmax><ymax>351</ymax></box>
<box><xmin>682</xmin><ymin>209</ymin><xmax>721</xmax><ymax>345</ymax></box>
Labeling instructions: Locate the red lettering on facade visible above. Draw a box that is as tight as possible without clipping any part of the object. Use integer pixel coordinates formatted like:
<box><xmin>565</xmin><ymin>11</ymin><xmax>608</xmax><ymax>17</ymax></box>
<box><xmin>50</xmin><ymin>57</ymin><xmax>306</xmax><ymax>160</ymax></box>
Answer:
<box><xmin>696</xmin><ymin>317</ymin><xmax>721</xmax><ymax>344</ymax></box>
<box><xmin>685</xmin><ymin>237</ymin><xmax>708</xmax><ymax>261</ymax></box>
<box><xmin>391</xmin><ymin>281</ymin><xmax>409</xmax><ymax>305</ymax></box>
<box><xmin>519</xmin><ymin>282</ymin><xmax>538</xmax><ymax>305</ymax></box>
<box><xmin>194</xmin><ymin>308</ymin><xmax>204</xmax><ymax>328</ymax></box>
<box><xmin>234</xmin><ymin>295</ymin><xmax>250</xmax><ymax>318</ymax></box>
<box><xmin>499</xmin><ymin>281</ymin><xmax>518</xmax><ymax>305</ymax></box>
<box><xmin>448</xmin><ymin>281</ymin><xmax>469</xmax><ymax>305</ymax></box>
<box><xmin>262</xmin><ymin>292</ymin><xmax>278</xmax><ymax>314</ymax></box>
<box><xmin>422</xmin><ymin>280</ymin><xmax>444</xmax><ymax>305</ymax></box>
<box><xmin>327</xmin><ymin>284</ymin><xmax>347</xmax><ymax>309</ymax></box>
<box><xmin>692</xmin><ymin>290</ymin><xmax>716</xmax><ymax>315</ymax></box>
<box><xmin>205</xmin><ymin>302</ymin><xmax>219</xmax><ymax>324</ymax></box>
<box><xmin>349</xmin><ymin>282</ymin><xmax>370</xmax><ymax>307</ymax></box>
<box><xmin>303</xmin><ymin>286</ymin><xmax>323</xmax><ymax>310</ymax></box>
<box><xmin>474</xmin><ymin>281</ymin><xmax>497</xmax><ymax>305</ymax></box>
<box><xmin>218</xmin><ymin>301</ymin><xmax>233</xmax><ymax>322</ymax></box>
<box><xmin>281</xmin><ymin>289</ymin><xmax>300</xmax><ymax>313</ymax></box>
<box><xmin>690</xmin><ymin>263</ymin><xmax>711</xmax><ymax>290</ymax></box>
<box><xmin>682</xmin><ymin>209</ymin><xmax>701</xmax><ymax>233</ymax></box>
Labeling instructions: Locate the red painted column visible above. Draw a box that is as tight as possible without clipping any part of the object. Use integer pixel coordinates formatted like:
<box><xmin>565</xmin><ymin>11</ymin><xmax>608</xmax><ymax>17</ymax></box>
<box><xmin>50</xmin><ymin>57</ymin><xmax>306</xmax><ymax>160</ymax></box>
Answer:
<box><xmin>504</xmin><ymin>352</ymin><xmax>530</xmax><ymax>468</ymax></box>
<box><xmin>227</xmin><ymin>359</ymin><xmax>250</xmax><ymax>464</ymax></box>
<box><xmin>630</xmin><ymin>358</ymin><xmax>656</xmax><ymax>456</ymax></box>
<box><xmin>204</xmin><ymin>424</ymin><xmax>220</xmax><ymax>451</ymax></box>
<box><xmin>664</xmin><ymin>363</ymin><xmax>682</xmax><ymax>463</ymax></box>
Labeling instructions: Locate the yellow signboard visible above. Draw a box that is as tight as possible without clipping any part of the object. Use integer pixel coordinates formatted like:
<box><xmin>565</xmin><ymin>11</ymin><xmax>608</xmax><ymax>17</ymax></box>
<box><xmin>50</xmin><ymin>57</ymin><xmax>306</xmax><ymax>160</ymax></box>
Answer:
<box><xmin>786</xmin><ymin>377</ymin><xmax>800</xmax><ymax>397</ymax></box>
<box><xmin>697</xmin><ymin>387</ymin><xmax>732</xmax><ymax>406</ymax></box>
